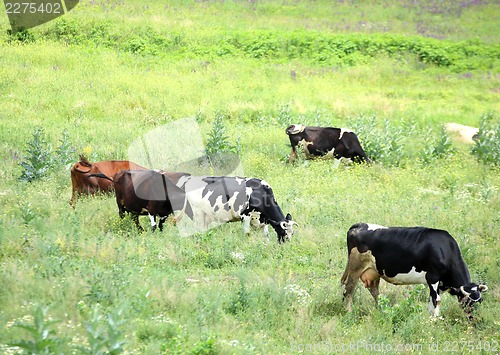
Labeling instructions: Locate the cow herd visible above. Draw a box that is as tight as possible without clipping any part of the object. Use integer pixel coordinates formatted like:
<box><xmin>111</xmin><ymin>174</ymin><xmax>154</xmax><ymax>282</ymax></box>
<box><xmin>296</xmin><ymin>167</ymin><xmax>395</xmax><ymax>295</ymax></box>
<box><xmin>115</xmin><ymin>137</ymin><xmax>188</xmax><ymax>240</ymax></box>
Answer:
<box><xmin>70</xmin><ymin>124</ymin><xmax>488</xmax><ymax>319</ymax></box>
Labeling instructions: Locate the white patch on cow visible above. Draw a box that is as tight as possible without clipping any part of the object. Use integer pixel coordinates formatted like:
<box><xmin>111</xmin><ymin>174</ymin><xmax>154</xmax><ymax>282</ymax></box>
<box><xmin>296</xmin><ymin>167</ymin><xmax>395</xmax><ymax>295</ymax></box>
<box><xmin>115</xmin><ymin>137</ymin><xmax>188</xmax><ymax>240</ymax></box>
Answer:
<box><xmin>366</xmin><ymin>223</ymin><xmax>388</xmax><ymax>231</ymax></box>
<box><xmin>325</xmin><ymin>147</ymin><xmax>336</xmax><ymax>158</ymax></box>
<box><xmin>180</xmin><ymin>176</ymin><xmax>250</xmax><ymax>231</ymax></box>
<box><xmin>260</xmin><ymin>180</ymin><xmax>271</xmax><ymax>188</ymax></box>
<box><xmin>298</xmin><ymin>139</ymin><xmax>314</xmax><ymax>157</ymax></box>
<box><xmin>149</xmin><ymin>214</ymin><xmax>156</xmax><ymax>228</ymax></box>
<box><xmin>289</xmin><ymin>124</ymin><xmax>305</xmax><ymax>134</ymax></box>
<box><xmin>339</xmin><ymin>128</ymin><xmax>353</xmax><ymax>139</ymax></box>
<box><xmin>382</xmin><ymin>266</ymin><xmax>427</xmax><ymax>285</ymax></box>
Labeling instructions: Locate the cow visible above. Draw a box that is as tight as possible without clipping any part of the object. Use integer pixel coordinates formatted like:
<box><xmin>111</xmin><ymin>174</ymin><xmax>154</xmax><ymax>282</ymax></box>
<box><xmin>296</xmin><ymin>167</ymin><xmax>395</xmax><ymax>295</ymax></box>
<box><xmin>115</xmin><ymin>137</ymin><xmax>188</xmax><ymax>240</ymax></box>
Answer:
<box><xmin>285</xmin><ymin>124</ymin><xmax>369</xmax><ymax>163</ymax></box>
<box><xmin>444</xmin><ymin>123</ymin><xmax>479</xmax><ymax>144</ymax></box>
<box><xmin>341</xmin><ymin>223</ymin><xmax>488</xmax><ymax>319</ymax></box>
<box><xmin>175</xmin><ymin>175</ymin><xmax>298</xmax><ymax>243</ymax></box>
<box><xmin>69</xmin><ymin>155</ymin><xmax>147</xmax><ymax>208</ymax></box>
<box><xmin>91</xmin><ymin>170</ymin><xmax>192</xmax><ymax>233</ymax></box>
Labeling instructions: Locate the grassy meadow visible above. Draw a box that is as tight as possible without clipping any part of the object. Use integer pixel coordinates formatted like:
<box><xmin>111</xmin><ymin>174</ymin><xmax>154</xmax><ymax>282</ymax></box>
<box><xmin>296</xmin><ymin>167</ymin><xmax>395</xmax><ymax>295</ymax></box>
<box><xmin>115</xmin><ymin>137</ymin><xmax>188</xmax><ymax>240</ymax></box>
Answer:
<box><xmin>1</xmin><ymin>0</ymin><xmax>499</xmax><ymax>353</ymax></box>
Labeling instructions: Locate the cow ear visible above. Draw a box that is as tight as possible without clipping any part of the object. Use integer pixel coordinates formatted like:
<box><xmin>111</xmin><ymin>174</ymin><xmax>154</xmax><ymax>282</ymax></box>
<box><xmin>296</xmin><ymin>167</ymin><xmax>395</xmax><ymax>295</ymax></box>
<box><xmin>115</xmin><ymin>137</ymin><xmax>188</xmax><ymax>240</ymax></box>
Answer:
<box><xmin>449</xmin><ymin>287</ymin><xmax>461</xmax><ymax>296</ymax></box>
<box><xmin>286</xmin><ymin>213</ymin><xmax>292</xmax><ymax>221</ymax></box>
<box><xmin>479</xmin><ymin>285</ymin><xmax>488</xmax><ymax>292</ymax></box>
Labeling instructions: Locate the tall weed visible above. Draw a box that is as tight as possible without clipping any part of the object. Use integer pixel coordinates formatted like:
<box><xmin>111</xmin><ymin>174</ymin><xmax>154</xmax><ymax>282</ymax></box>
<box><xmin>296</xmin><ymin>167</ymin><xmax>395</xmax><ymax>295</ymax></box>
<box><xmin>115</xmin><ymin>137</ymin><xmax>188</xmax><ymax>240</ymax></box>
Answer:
<box><xmin>349</xmin><ymin>115</ymin><xmax>407</xmax><ymax>166</ymax></box>
<box><xmin>8</xmin><ymin>305</ymin><xmax>67</xmax><ymax>354</ymax></box>
<box><xmin>19</xmin><ymin>127</ymin><xmax>53</xmax><ymax>182</ymax></box>
<box><xmin>471</xmin><ymin>112</ymin><xmax>500</xmax><ymax>166</ymax></box>
<box><xmin>203</xmin><ymin>112</ymin><xmax>240</xmax><ymax>169</ymax></box>
<box><xmin>420</xmin><ymin>127</ymin><xmax>455</xmax><ymax>164</ymax></box>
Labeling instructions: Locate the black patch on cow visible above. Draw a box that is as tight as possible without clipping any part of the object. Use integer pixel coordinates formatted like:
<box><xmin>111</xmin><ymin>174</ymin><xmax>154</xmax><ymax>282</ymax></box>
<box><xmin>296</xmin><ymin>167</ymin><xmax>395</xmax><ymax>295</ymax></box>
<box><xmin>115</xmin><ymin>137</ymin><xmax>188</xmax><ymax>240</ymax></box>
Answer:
<box><xmin>201</xmin><ymin>176</ymin><xmax>247</xmax><ymax>213</ymax></box>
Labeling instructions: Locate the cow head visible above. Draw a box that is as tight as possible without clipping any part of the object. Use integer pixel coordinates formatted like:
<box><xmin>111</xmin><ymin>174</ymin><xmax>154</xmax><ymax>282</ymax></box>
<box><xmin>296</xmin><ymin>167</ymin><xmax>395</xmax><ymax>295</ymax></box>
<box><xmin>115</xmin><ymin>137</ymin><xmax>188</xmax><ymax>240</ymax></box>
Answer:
<box><xmin>451</xmin><ymin>283</ymin><xmax>488</xmax><ymax>317</ymax></box>
<box><xmin>286</xmin><ymin>124</ymin><xmax>305</xmax><ymax>135</ymax></box>
<box><xmin>269</xmin><ymin>213</ymin><xmax>298</xmax><ymax>244</ymax></box>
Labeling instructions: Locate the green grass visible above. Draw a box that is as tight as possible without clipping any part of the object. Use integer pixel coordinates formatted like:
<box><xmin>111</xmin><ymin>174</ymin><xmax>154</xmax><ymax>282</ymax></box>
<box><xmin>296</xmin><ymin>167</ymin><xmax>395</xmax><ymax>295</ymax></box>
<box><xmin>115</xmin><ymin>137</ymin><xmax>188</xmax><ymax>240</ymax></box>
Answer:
<box><xmin>1</xmin><ymin>0</ymin><xmax>499</xmax><ymax>353</ymax></box>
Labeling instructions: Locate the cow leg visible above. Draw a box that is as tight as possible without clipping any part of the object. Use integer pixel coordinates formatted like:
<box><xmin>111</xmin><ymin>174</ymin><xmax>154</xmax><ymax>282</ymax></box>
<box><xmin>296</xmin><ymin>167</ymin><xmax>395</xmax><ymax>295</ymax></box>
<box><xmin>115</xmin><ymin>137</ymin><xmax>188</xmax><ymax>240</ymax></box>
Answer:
<box><xmin>158</xmin><ymin>216</ymin><xmax>168</xmax><ymax>231</ymax></box>
<box><xmin>132</xmin><ymin>214</ymin><xmax>144</xmax><ymax>232</ymax></box>
<box><xmin>148</xmin><ymin>214</ymin><xmax>157</xmax><ymax>233</ymax></box>
<box><xmin>288</xmin><ymin>146</ymin><xmax>298</xmax><ymax>163</ymax></box>
<box><xmin>342</xmin><ymin>275</ymin><xmax>360</xmax><ymax>312</ymax></box>
<box><xmin>69</xmin><ymin>191</ymin><xmax>77</xmax><ymax>209</ymax></box>
<box><xmin>341</xmin><ymin>261</ymin><xmax>362</xmax><ymax>312</ymax></box>
<box><xmin>263</xmin><ymin>224</ymin><xmax>269</xmax><ymax>238</ymax></box>
<box><xmin>242</xmin><ymin>215</ymin><xmax>251</xmax><ymax>234</ymax></box>
<box><xmin>427</xmin><ymin>281</ymin><xmax>441</xmax><ymax>317</ymax></box>
<box><xmin>368</xmin><ymin>278</ymin><xmax>380</xmax><ymax>305</ymax></box>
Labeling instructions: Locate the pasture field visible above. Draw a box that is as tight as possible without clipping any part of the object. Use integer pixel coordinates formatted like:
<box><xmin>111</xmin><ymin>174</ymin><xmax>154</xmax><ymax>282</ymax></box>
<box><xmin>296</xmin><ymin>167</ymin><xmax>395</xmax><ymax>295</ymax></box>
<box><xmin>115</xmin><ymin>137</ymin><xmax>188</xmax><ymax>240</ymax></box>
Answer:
<box><xmin>1</xmin><ymin>0</ymin><xmax>499</xmax><ymax>353</ymax></box>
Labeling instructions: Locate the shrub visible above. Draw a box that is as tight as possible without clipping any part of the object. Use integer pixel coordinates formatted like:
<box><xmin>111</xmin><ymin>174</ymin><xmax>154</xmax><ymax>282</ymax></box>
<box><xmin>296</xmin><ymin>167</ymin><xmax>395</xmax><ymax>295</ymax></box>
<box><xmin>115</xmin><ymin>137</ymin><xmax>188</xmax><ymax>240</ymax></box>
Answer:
<box><xmin>19</xmin><ymin>128</ymin><xmax>77</xmax><ymax>182</ymax></box>
<box><xmin>203</xmin><ymin>112</ymin><xmax>240</xmax><ymax>169</ymax></box>
<box><xmin>55</xmin><ymin>129</ymin><xmax>76</xmax><ymax>168</ymax></box>
<box><xmin>420</xmin><ymin>127</ymin><xmax>455</xmax><ymax>164</ymax></box>
<box><xmin>19</xmin><ymin>127</ymin><xmax>53</xmax><ymax>182</ymax></box>
<box><xmin>8</xmin><ymin>305</ymin><xmax>66</xmax><ymax>354</ymax></box>
<box><xmin>7</xmin><ymin>29</ymin><xmax>36</xmax><ymax>43</ymax></box>
<box><xmin>376</xmin><ymin>285</ymin><xmax>425</xmax><ymax>333</ymax></box>
<box><xmin>349</xmin><ymin>116</ymin><xmax>407</xmax><ymax>166</ymax></box>
<box><xmin>75</xmin><ymin>305</ymin><xmax>127</xmax><ymax>355</ymax></box>
<box><xmin>471</xmin><ymin>112</ymin><xmax>500</xmax><ymax>166</ymax></box>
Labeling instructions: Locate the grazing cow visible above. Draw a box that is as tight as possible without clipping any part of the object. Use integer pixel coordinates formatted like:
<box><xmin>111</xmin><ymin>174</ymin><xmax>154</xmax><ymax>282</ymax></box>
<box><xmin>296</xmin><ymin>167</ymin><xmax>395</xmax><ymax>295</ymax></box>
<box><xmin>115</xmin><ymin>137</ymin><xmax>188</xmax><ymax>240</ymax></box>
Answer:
<box><xmin>444</xmin><ymin>123</ymin><xmax>479</xmax><ymax>144</ymax></box>
<box><xmin>285</xmin><ymin>124</ymin><xmax>369</xmax><ymax>163</ymax></box>
<box><xmin>102</xmin><ymin>170</ymin><xmax>193</xmax><ymax>233</ymax></box>
<box><xmin>176</xmin><ymin>175</ymin><xmax>298</xmax><ymax>243</ymax></box>
<box><xmin>341</xmin><ymin>223</ymin><xmax>488</xmax><ymax>318</ymax></box>
<box><xmin>70</xmin><ymin>155</ymin><xmax>147</xmax><ymax>208</ymax></box>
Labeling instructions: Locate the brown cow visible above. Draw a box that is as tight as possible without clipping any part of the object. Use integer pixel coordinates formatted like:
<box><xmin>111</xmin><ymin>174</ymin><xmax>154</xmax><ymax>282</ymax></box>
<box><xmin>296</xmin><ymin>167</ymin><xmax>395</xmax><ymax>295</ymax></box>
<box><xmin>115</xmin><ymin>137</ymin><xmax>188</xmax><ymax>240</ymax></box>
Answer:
<box><xmin>91</xmin><ymin>169</ymin><xmax>192</xmax><ymax>232</ymax></box>
<box><xmin>69</xmin><ymin>155</ymin><xmax>147</xmax><ymax>208</ymax></box>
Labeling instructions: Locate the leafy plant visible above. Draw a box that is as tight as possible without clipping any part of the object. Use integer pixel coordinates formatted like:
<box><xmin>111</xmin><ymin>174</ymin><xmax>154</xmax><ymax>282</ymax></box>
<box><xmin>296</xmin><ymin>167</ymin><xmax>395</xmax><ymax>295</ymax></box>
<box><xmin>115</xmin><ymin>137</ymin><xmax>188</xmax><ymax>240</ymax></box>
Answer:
<box><xmin>203</xmin><ymin>112</ymin><xmax>240</xmax><ymax>168</ymax></box>
<box><xmin>55</xmin><ymin>129</ymin><xmax>76</xmax><ymax>168</ymax></box>
<box><xmin>7</xmin><ymin>29</ymin><xmax>36</xmax><ymax>43</ymax></box>
<box><xmin>8</xmin><ymin>305</ymin><xmax>65</xmax><ymax>354</ymax></box>
<box><xmin>376</xmin><ymin>285</ymin><xmax>425</xmax><ymax>333</ymax></box>
<box><xmin>420</xmin><ymin>127</ymin><xmax>455</xmax><ymax>164</ymax></box>
<box><xmin>276</xmin><ymin>104</ymin><xmax>294</xmax><ymax>127</ymax></box>
<box><xmin>19</xmin><ymin>127</ymin><xmax>53</xmax><ymax>182</ymax></box>
<box><xmin>190</xmin><ymin>336</ymin><xmax>217</xmax><ymax>355</ymax></box>
<box><xmin>227</xmin><ymin>279</ymin><xmax>252</xmax><ymax>315</ymax></box>
<box><xmin>471</xmin><ymin>112</ymin><xmax>500</xmax><ymax>166</ymax></box>
<box><xmin>349</xmin><ymin>116</ymin><xmax>407</xmax><ymax>166</ymax></box>
<box><xmin>75</xmin><ymin>305</ymin><xmax>127</xmax><ymax>355</ymax></box>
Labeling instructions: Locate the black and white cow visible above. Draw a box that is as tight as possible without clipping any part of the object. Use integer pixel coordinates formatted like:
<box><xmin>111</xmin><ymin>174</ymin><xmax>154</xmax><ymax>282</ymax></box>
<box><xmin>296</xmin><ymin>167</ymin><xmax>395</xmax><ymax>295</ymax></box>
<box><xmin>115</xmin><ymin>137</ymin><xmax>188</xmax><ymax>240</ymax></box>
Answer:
<box><xmin>341</xmin><ymin>223</ymin><xmax>488</xmax><ymax>318</ymax></box>
<box><xmin>176</xmin><ymin>175</ymin><xmax>297</xmax><ymax>243</ymax></box>
<box><xmin>286</xmin><ymin>124</ymin><xmax>369</xmax><ymax>163</ymax></box>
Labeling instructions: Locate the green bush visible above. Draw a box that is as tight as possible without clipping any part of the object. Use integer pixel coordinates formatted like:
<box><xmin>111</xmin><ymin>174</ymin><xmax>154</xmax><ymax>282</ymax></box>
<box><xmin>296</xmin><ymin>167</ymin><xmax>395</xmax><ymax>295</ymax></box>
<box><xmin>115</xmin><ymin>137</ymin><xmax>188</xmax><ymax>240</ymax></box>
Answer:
<box><xmin>8</xmin><ymin>305</ymin><xmax>67</xmax><ymax>354</ymax></box>
<box><xmin>420</xmin><ymin>127</ymin><xmax>455</xmax><ymax>164</ymax></box>
<box><xmin>471</xmin><ymin>112</ymin><xmax>500</xmax><ymax>166</ymax></box>
<box><xmin>19</xmin><ymin>127</ymin><xmax>53</xmax><ymax>182</ymax></box>
<box><xmin>203</xmin><ymin>112</ymin><xmax>240</xmax><ymax>169</ymax></box>
<box><xmin>19</xmin><ymin>128</ymin><xmax>77</xmax><ymax>182</ymax></box>
<box><xmin>349</xmin><ymin>116</ymin><xmax>408</xmax><ymax>167</ymax></box>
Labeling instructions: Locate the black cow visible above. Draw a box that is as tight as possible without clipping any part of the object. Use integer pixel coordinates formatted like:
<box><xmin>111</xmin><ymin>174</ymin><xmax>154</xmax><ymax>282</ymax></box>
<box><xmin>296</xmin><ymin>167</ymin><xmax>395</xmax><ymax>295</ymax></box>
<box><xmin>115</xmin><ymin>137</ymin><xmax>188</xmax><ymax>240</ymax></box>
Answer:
<box><xmin>341</xmin><ymin>223</ymin><xmax>488</xmax><ymax>318</ymax></box>
<box><xmin>92</xmin><ymin>170</ymin><xmax>192</xmax><ymax>232</ymax></box>
<box><xmin>285</xmin><ymin>124</ymin><xmax>369</xmax><ymax>163</ymax></box>
<box><xmin>176</xmin><ymin>175</ymin><xmax>298</xmax><ymax>243</ymax></box>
